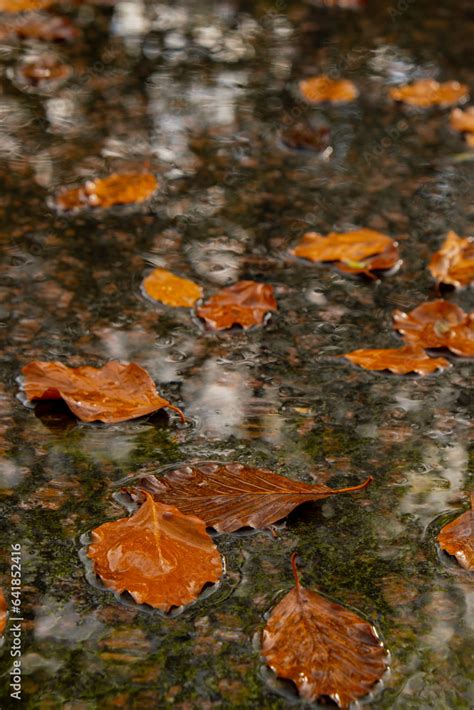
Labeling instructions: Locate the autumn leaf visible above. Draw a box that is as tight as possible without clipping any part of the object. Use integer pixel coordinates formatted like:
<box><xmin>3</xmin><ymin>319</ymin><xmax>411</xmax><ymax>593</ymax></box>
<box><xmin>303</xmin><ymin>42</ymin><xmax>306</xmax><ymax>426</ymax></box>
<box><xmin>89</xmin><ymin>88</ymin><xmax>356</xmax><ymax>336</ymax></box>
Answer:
<box><xmin>343</xmin><ymin>345</ymin><xmax>451</xmax><ymax>375</ymax></box>
<box><xmin>13</xmin><ymin>56</ymin><xmax>72</xmax><ymax>89</ymax></box>
<box><xmin>0</xmin><ymin>0</ymin><xmax>55</xmax><ymax>11</ymax></box>
<box><xmin>21</xmin><ymin>360</ymin><xmax>185</xmax><ymax>424</ymax></box>
<box><xmin>55</xmin><ymin>172</ymin><xmax>158</xmax><ymax>211</ymax></box>
<box><xmin>129</xmin><ymin>461</ymin><xmax>372</xmax><ymax>533</ymax></box>
<box><xmin>450</xmin><ymin>107</ymin><xmax>474</xmax><ymax>135</ymax></box>
<box><xmin>142</xmin><ymin>268</ymin><xmax>203</xmax><ymax>308</ymax></box>
<box><xmin>393</xmin><ymin>300</ymin><xmax>473</xmax><ymax>357</ymax></box>
<box><xmin>0</xmin><ymin>589</ymin><xmax>6</xmax><ymax>635</ymax></box>
<box><xmin>428</xmin><ymin>231</ymin><xmax>474</xmax><ymax>289</ymax></box>
<box><xmin>261</xmin><ymin>554</ymin><xmax>388</xmax><ymax>708</ymax></box>
<box><xmin>389</xmin><ymin>79</ymin><xmax>469</xmax><ymax>108</ymax></box>
<box><xmin>299</xmin><ymin>75</ymin><xmax>358</xmax><ymax>104</ymax></box>
<box><xmin>280</xmin><ymin>123</ymin><xmax>331</xmax><ymax>153</ymax></box>
<box><xmin>196</xmin><ymin>280</ymin><xmax>277</xmax><ymax>330</ymax></box>
<box><xmin>87</xmin><ymin>494</ymin><xmax>223</xmax><ymax>611</ymax></box>
<box><xmin>438</xmin><ymin>495</ymin><xmax>473</xmax><ymax>571</ymax></box>
<box><xmin>336</xmin><ymin>242</ymin><xmax>402</xmax><ymax>277</ymax></box>
<box><xmin>0</xmin><ymin>14</ymin><xmax>79</xmax><ymax>42</ymax></box>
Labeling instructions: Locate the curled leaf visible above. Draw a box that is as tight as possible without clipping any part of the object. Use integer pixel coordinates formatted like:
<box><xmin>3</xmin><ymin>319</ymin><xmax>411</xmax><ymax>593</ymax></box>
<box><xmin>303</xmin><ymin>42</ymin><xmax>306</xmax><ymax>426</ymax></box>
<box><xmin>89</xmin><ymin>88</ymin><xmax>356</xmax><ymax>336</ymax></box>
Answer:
<box><xmin>389</xmin><ymin>79</ymin><xmax>469</xmax><ymax>108</ymax></box>
<box><xmin>0</xmin><ymin>0</ymin><xmax>55</xmax><ymax>12</ymax></box>
<box><xmin>142</xmin><ymin>268</ymin><xmax>203</xmax><ymax>308</ymax></box>
<box><xmin>262</xmin><ymin>554</ymin><xmax>388</xmax><ymax>708</ymax></box>
<box><xmin>0</xmin><ymin>589</ymin><xmax>6</xmax><ymax>635</ymax></box>
<box><xmin>196</xmin><ymin>280</ymin><xmax>277</xmax><ymax>330</ymax></box>
<box><xmin>55</xmin><ymin>172</ymin><xmax>158</xmax><ymax>211</ymax></box>
<box><xmin>299</xmin><ymin>75</ymin><xmax>358</xmax><ymax>104</ymax></box>
<box><xmin>21</xmin><ymin>360</ymin><xmax>185</xmax><ymax>424</ymax></box>
<box><xmin>280</xmin><ymin>122</ymin><xmax>331</xmax><ymax>153</ymax></box>
<box><xmin>450</xmin><ymin>107</ymin><xmax>474</xmax><ymax>134</ymax></box>
<box><xmin>0</xmin><ymin>14</ymin><xmax>79</xmax><ymax>41</ymax></box>
<box><xmin>336</xmin><ymin>242</ymin><xmax>402</xmax><ymax>277</ymax></box>
<box><xmin>131</xmin><ymin>461</ymin><xmax>372</xmax><ymax>533</ymax></box>
<box><xmin>87</xmin><ymin>495</ymin><xmax>223</xmax><ymax>611</ymax></box>
<box><xmin>393</xmin><ymin>300</ymin><xmax>473</xmax><ymax>357</ymax></box>
<box><xmin>343</xmin><ymin>345</ymin><xmax>451</xmax><ymax>375</ymax></box>
<box><xmin>438</xmin><ymin>495</ymin><xmax>473</xmax><ymax>571</ymax></box>
<box><xmin>428</xmin><ymin>231</ymin><xmax>474</xmax><ymax>289</ymax></box>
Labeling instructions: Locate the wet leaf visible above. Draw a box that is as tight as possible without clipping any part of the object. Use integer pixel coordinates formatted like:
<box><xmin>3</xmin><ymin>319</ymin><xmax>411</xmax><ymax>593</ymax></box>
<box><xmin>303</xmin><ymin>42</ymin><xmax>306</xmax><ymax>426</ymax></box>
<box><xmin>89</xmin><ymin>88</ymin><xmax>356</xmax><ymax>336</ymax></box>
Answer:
<box><xmin>130</xmin><ymin>461</ymin><xmax>372</xmax><ymax>533</ymax></box>
<box><xmin>292</xmin><ymin>228</ymin><xmax>399</xmax><ymax>276</ymax></box>
<box><xmin>0</xmin><ymin>589</ymin><xmax>6</xmax><ymax>635</ymax></box>
<box><xmin>13</xmin><ymin>55</ymin><xmax>72</xmax><ymax>89</ymax></box>
<box><xmin>450</xmin><ymin>107</ymin><xmax>474</xmax><ymax>134</ymax></box>
<box><xmin>0</xmin><ymin>0</ymin><xmax>55</xmax><ymax>12</ymax></box>
<box><xmin>87</xmin><ymin>494</ymin><xmax>223</xmax><ymax>611</ymax></box>
<box><xmin>261</xmin><ymin>554</ymin><xmax>388</xmax><ymax>708</ymax></box>
<box><xmin>280</xmin><ymin>122</ymin><xmax>331</xmax><ymax>153</ymax></box>
<box><xmin>389</xmin><ymin>79</ymin><xmax>469</xmax><ymax>108</ymax></box>
<box><xmin>196</xmin><ymin>280</ymin><xmax>277</xmax><ymax>330</ymax></box>
<box><xmin>142</xmin><ymin>268</ymin><xmax>203</xmax><ymax>308</ymax></box>
<box><xmin>438</xmin><ymin>495</ymin><xmax>474</xmax><ymax>571</ymax></box>
<box><xmin>428</xmin><ymin>231</ymin><xmax>474</xmax><ymax>288</ymax></box>
<box><xmin>343</xmin><ymin>345</ymin><xmax>451</xmax><ymax>375</ymax></box>
<box><xmin>55</xmin><ymin>172</ymin><xmax>158</xmax><ymax>211</ymax></box>
<box><xmin>299</xmin><ymin>75</ymin><xmax>358</xmax><ymax>104</ymax></box>
<box><xmin>0</xmin><ymin>14</ymin><xmax>79</xmax><ymax>41</ymax></box>
<box><xmin>393</xmin><ymin>300</ymin><xmax>474</xmax><ymax>357</ymax></box>
<box><xmin>21</xmin><ymin>360</ymin><xmax>185</xmax><ymax>424</ymax></box>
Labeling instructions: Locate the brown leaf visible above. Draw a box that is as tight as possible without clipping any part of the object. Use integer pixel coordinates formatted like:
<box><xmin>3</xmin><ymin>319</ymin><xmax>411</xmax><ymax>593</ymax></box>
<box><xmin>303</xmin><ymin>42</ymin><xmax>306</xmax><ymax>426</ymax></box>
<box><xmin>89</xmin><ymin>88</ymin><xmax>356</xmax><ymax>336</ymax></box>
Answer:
<box><xmin>196</xmin><ymin>280</ymin><xmax>277</xmax><ymax>330</ymax></box>
<box><xmin>393</xmin><ymin>300</ymin><xmax>474</xmax><ymax>357</ymax></box>
<box><xmin>131</xmin><ymin>461</ymin><xmax>372</xmax><ymax>533</ymax></box>
<box><xmin>335</xmin><ymin>242</ymin><xmax>402</xmax><ymax>277</ymax></box>
<box><xmin>261</xmin><ymin>554</ymin><xmax>388</xmax><ymax>708</ymax></box>
<box><xmin>389</xmin><ymin>80</ymin><xmax>469</xmax><ymax>108</ymax></box>
<box><xmin>1</xmin><ymin>14</ymin><xmax>80</xmax><ymax>42</ymax></box>
<box><xmin>0</xmin><ymin>0</ymin><xmax>55</xmax><ymax>12</ymax></box>
<box><xmin>299</xmin><ymin>75</ymin><xmax>358</xmax><ymax>104</ymax></box>
<box><xmin>280</xmin><ymin>123</ymin><xmax>331</xmax><ymax>153</ymax></box>
<box><xmin>438</xmin><ymin>495</ymin><xmax>474</xmax><ymax>571</ymax></box>
<box><xmin>14</xmin><ymin>55</ymin><xmax>72</xmax><ymax>89</ymax></box>
<box><xmin>87</xmin><ymin>494</ymin><xmax>223</xmax><ymax>611</ymax></box>
<box><xmin>142</xmin><ymin>268</ymin><xmax>203</xmax><ymax>308</ymax></box>
<box><xmin>0</xmin><ymin>588</ymin><xmax>6</xmax><ymax>635</ymax></box>
<box><xmin>21</xmin><ymin>360</ymin><xmax>185</xmax><ymax>424</ymax></box>
<box><xmin>450</xmin><ymin>107</ymin><xmax>474</xmax><ymax>134</ymax></box>
<box><xmin>428</xmin><ymin>231</ymin><xmax>474</xmax><ymax>288</ymax></box>
<box><xmin>343</xmin><ymin>345</ymin><xmax>451</xmax><ymax>375</ymax></box>
<box><xmin>55</xmin><ymin>172</ymin><xmax>158</xmax><ymax>211</ymax></box>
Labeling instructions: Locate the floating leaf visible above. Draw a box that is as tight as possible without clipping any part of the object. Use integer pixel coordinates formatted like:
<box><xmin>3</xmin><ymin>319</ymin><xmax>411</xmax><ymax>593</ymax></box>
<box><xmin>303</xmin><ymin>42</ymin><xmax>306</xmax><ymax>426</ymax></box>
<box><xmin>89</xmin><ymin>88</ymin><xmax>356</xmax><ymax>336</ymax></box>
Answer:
<box><xmin>450</xmin><ymin>107</ymin><xmax>474</xmax><ymax>134</ymax></box>
<box><xmin>299</xmin><ymin>75</ymin><xmax>358</xmax><ymax>104</ymax></box>
<box><xmin>87</xmin><ymin>495</ymin><xmax>222</xmax><ymax>611</ymax></box>
<box><xmin>438</xmin><ymin>495</ymin><xmax>473</xmax><ymax>571</ymax></box>
<box><xmin>0</xmin><ymin>589</ymin><xmax>6</xmax><ymax>635</ymax></box>
<box><xmin>393</xmin><ymin>300</ymin><xmax>473</xmax><ymax>357</ymax></box>
<box><xmin>343</xmin><ymin>345</ymin><xmax>451</xmax><ymax>375</ymax></box>
<box><xmin>0</xmin><ymin>0</ymin><xmax>55</xmax><ymax>12</ymax></box>
<box><xmin>292</xmin><ymin>228</ymin><xmax>399</xmax><ymax>276</ymax></box>
<box><xmin>196</xmin><ymin>280</ymin><xmax>277</xmax><ymax>330</ymax></box>
<box><xmin>55</xmin><ymin>172</ymin><xmax>158</xmax><ymax>211</ymax></box>
<box><xmin>0</xmin><ymin>14</ymin><xmax>79</xmax><ymax>41</ymax></box>
<box><xmin>389</xmin><ymin>79</ymin><xmax>469</xmax><ymax>108</ymax></box>
<box><xmin>280</xmin><ymin>122</ymin><xmax>331</xmax><ymax>153</ymax></box>
<box><xmin>261</xmin><ymin>554</ymin><xmax>388</xmax><ymax>708</ymax></box>
<box><xmin>21</xmin><ymin>360</ymin><xmax>185</xmax><ymax>424</ymax></box>
<box><xmin>130</xmin><ymin>461</ymin><xmax>372</xmax><ymax>533</ymax></box>
<box><xmin>142</xmin><ymin>268</ymin><xmax>203</xmax><ymax>308</ymax></box>
<box><xmin>428</xmin><ymin>231</ymin><xmax>474</xmax><ymax>289</ymax></box>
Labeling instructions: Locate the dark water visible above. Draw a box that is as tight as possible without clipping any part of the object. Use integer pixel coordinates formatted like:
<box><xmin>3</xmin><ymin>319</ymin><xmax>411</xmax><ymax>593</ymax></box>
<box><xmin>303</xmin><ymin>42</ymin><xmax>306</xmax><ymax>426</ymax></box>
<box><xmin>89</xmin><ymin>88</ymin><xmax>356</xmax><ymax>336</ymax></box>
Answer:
<box><xmin>0</xmin><ymin>0</ymin><xmax>473</xmax><ymax>708</ymax></box>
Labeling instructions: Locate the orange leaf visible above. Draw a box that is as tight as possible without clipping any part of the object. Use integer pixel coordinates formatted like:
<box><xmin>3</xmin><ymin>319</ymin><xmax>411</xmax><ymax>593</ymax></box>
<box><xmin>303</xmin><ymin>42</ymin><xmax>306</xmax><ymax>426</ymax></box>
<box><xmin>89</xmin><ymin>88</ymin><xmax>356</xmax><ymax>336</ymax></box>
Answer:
<box><xmin>87</xmin><ymin>495</ymin><xmax>223</xmax><ymax>611</ymax></box>
<box><xmin>299</xmin><ymin>75</ymin><xmax>358</xmax><ymax>104</ymax></box>
<box><xmin>0</xmin><ymin>0</ymin><xmax>55</xmax><ymax>11</ymax></box>
<box><xmin>21</xmin><ymin>360</ymin><xmax>185</xmax><ymax>424</ymax></box>
<box><xmin>196</xmin><ymin>280</ymin><xmax>277</xmax><ymax>330</ymax></box>
<box><xmin>261</xmin><ymin>554</ymin><xmax>388</xmax><ymax>708</ymax></box>
<box><xmin>393</xmin><ymin>300</ymin><xmax>473</xmax><ymax>357</ymax></box>
<box><xmin>1</xmin><ymin>14</ymin><xmax>80</xmax><ymax>42</ymax></box>
<box><xmin>14</xmin><ymin>56</ymin><xmax>72</xmax><ymax>89</ymax></box>
<box><xmin>389</xmin><ymin>79</ymin><xmax>469</xmax><ymax>108</ymax></box>
<box><xmin>336</xmin><ymin>242</ymin><xmax>402</xmax><ymax>277</ymax></box>
<box><xmin>428</xmin><ymin>231</ymin><xmax>474</xmax><ymax>289</ymax></box>
<box><xmin>142</xmin><ymin>268</ymin><xmax>203</xmax><ymax>308</ymax></box>
<box><xmin>450</xmin><ymin>107</ymin><xmax>474</xmax><ymax>134</ymax></box>
<box><xmin>0</xmin><ymin>588</ymin><xmax>7</xmax><ymax>635</ymax></box>
<box><xmin>343</xmin><ymin>345</ymin><xmax>451</xmax><ymax>375</ymax></box>
<box><xmin>438</xmin><ymin>495</ymin><xmax>474</xmax><ymax>571</ymax></box>
<box><xmin>131</xmin><ymin>461</ymin><xmax>372</xmax><ymax>533</ymax></box>
<box><xmin>55</xmin><ymin>172</ymin><xmax>158</xmax><ymax>211</ymax></box>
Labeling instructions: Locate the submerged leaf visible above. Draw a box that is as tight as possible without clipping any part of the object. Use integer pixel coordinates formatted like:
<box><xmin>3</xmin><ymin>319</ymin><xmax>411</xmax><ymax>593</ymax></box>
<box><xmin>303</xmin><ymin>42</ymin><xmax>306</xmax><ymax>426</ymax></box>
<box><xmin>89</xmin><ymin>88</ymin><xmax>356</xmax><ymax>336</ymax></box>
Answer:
<box><xmin>343</xmin><ymin>345</ymin><xmax>451</xmax><ymax>375</ymax></box>
<box><xmin>438</xmin><ymin>495</ymin><xmax>473</xmax><ymax>571</ymax></box>
<box><xmin>280</xmin><ymin>122</ymin><xmax>331</xmax><ymax>153</ymax></box>
<box><xmin>13</xmin><ymin>55</ymin><xmax>72</xmax><ymax>89</ymax></box>
<box><xmin>450</xmin><ymin>107</ymin><xmax>474</xmax><ymax>134</ymax></box>
<box><xmin>389</xmin><ymin>80</ymin><xmax>469</xmax><ymax>108</ymax></box>
<box><xmin>393</xmin><ymin>300</ymin><xmax>473</xmax><ymax>357</ymax></box>
<box><xmin>299</xmin><ymin>75</ymin><xmax>358</xmax><ymax>104</ymax></box>
<box><xmin>130</xmin><ymin>461</ymin><xmax>372</xmax><ymax>533</ymax></box>
<box><xmin>0</xmin><ymin>0</ymin><xmax>55</xmax><ymax>12</ymax></box>
<box><xmin>0</xmin><ymin>14</ymin><xmax>79</xmax><ymax>41</ymax></box>
<box><xmin>196</xmin><ymin>280</ymin><xmax>277</xmax><ymax>330</ymax></box>
<box><xmin>0</xmin><ymin>589</ymin><xmax>6</xmax><ymax>635</ymax></box>
<box><xmin>336</xmin><ymin>242</ymin><xmax>401</xmax><ymax>277</ymax></box>
<box><xmin>261</xmin><ymin>554</ymin><xmax>388</xmax><ymax>708</ymax></box>
<box><xmin>142</xmin><ymin>268</ymin><xmax>203</xmax><ymax>308</ymax></box>
<box><xmin>21</xmin><ymin>360</ymin><xmax>185</xmax><ymax>424</ymax></box>
<box><xmin>428</xmin><ymin>231</ymin><xmax>474</xmax><ymax>288</ymax></box>
<box><xmin>88</xmin><ymin>495</ymin><xmax>223</xmax><ymax>611</ymax></box>
<box><xmin>55</xmin><ymin>172</ymin><xmax>158</xmax><ymax>211</ymax></box>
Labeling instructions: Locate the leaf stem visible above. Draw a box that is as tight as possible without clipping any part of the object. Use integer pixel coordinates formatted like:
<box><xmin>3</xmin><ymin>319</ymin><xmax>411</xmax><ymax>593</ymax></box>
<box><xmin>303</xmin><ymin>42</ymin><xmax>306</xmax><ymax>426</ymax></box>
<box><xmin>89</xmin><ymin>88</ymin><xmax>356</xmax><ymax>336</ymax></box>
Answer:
<box><xmin>291</xmin><ymin>552</ymin><xmax>301</xmax><ymax>592</ymax></box>
<box><xmin>331</xmin><ymin>476</ymin><xmax>373</xmax><ymax>494</ymax></box>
